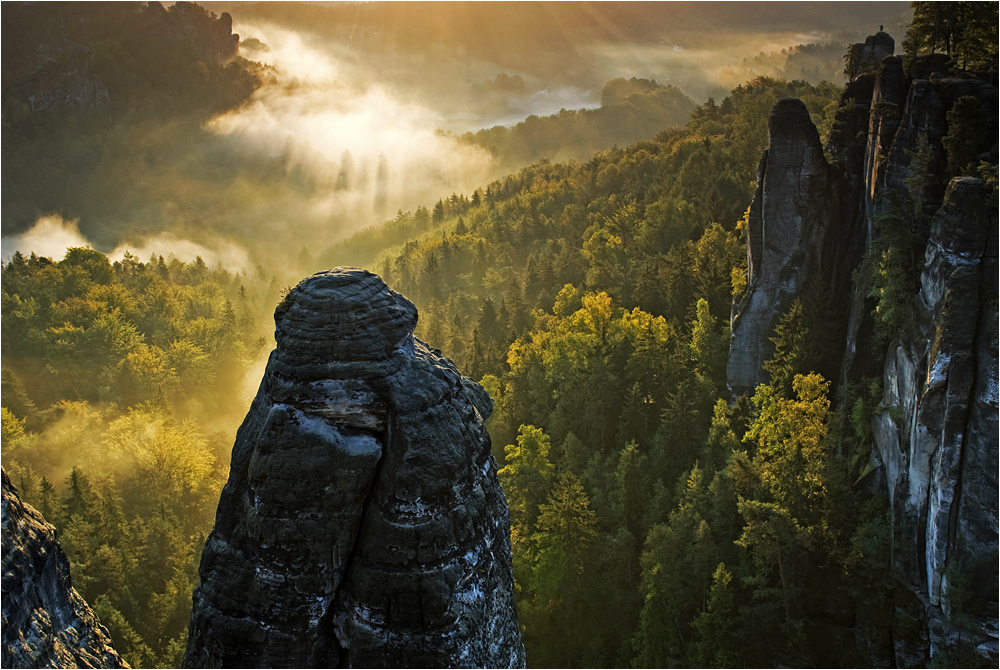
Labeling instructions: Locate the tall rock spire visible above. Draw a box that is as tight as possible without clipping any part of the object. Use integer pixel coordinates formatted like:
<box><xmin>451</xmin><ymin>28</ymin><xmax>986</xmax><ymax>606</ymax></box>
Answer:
<box><xmin>727</xmin><ymin>98</ymin><xmax>860</xmax><ymax>396</ymax></box>
<box><xmin>183</xmin><ymin>268</ymin><xmax>524</xmax><ymax>668</ymax></box>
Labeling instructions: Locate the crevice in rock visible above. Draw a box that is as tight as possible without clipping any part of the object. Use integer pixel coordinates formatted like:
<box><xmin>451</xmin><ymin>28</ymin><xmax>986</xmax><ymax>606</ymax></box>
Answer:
<box><xmin>330</xmin><ymin>413</ymin><xmax>392</xmax><ymax>668</ymax></box>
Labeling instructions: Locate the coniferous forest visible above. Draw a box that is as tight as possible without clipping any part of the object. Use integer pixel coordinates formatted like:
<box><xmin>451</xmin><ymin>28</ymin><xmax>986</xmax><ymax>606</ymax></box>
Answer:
<box><xmin>2</xmin><ymin>2</ymin><xmax>997</xmax><ymax>668</ymax></box>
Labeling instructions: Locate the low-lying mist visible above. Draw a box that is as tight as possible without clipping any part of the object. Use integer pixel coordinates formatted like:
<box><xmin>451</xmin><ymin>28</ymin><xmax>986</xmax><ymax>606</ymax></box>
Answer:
<box><xmin>210</xmin><ymin>20</ymin><xmax>503</xmax><ymax>232</ymax></box>
<box><xmin>2</xmin><ymin>1</ymin><xmax>912</xmax><ymax>282</ymax></box>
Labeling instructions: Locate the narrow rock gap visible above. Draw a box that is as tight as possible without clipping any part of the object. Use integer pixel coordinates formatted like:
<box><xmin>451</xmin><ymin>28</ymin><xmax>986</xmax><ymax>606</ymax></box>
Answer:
<box><xmin>326</xmin><ymin>407</ymin><xmax>395</xmax><ymax>669</ymax></box>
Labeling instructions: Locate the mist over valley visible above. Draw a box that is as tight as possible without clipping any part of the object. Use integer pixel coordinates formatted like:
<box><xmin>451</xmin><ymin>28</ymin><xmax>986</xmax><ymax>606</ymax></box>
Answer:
<box><xmin>3</xmin><ymin>1</ymin><xmax>910</xmax><ymax>278</ymax></box>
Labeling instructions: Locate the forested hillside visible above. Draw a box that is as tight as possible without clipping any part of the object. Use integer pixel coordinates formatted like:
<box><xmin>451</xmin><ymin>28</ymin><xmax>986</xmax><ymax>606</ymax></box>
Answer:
<box><xmin>3</xmin><ymin>74</ymin><xmax>854</xmax><ymax>667</ymax></box>
<box><xmin>320</xmin><ymin>75</ymin><xmax>897</xmax><ymax>667</ymax></box>
<box><xmin>455</xmin><ymin>77</ymin><xmax>695</xmax><ymax>169</ymax></box>
<box><xmin>4</xmin><ymin>2</ymin><xmax>996</xmax><ymax>667</ymax></box>
<box><xmin>2</xmin><ymin>251</ymin><xmax>277</xmax><ymax>666</ymax></box>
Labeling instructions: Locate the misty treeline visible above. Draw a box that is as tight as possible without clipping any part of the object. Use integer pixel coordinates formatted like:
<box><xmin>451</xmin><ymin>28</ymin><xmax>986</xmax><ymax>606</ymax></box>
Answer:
<box><xmin>317</xmin><ymin>75</ymin><xmax>928</xmax><ymax>667</ymax></box>
<box><xmin>3</xmin><ymin>0</ymin><xmax>712</xmax><ymax>265</ymax></box>
<box><xmin>3</xmin><ymin>2</ymin><xmax>992</xmax><ymax>668</ymax></box>
<box><xmin>1</xmin><ymin>249</ymin><xmax>279</xmax><ymax>667</ymax></box>
<box><xmin>455</xmin><ymin>78</ymin><xmax>696</xmax><ymax>170</ymax></box>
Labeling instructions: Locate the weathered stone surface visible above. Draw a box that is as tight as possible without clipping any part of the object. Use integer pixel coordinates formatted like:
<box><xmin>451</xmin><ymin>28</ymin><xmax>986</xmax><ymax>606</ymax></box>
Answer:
<box><xmin>871</xmin><ymin>178</ymin><xmax>999</xmax><ymax>662</ymax></box>
<box><xmin>730</xmin><ymin>31</ymin><xmax>998</xmax><ymax>665</ymax></box>
<box><xmin>727</xmin><ymin>98</ymin><xmax>858</xmax><ymax>395</ymax></box>
<box><xmin>847</xmin><ymin>31</ymin><xmax>895</xmax><ymax>80</ymax></box>
<box><xmin>184</xmin><ymin>268</ymin><xmax>524</xmax><ymax>668</ymax></box>
<box><xmin>1</xmin><ymin>469</ymin><xmax>127</xmax><ymax>669</ymax></box>
<box><xmin>864</xmin><ymin>56</ymin><xmax>907</xmax><ymax>222</ymax></box>
<box><xmin>827</xmin><ymin>74</ymin><xmax>874</xmax><ymax>175</ymax></box>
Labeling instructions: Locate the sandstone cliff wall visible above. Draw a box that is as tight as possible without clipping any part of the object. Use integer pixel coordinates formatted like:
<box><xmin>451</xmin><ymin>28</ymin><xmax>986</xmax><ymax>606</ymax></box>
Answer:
<box><xmin>727</xmin><ymin>35</ymin><xmax>998</xmax><ymax>665</ymax></box>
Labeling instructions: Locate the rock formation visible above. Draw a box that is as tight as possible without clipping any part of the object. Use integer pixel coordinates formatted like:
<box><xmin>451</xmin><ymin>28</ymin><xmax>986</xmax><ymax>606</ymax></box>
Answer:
<box><xmin>728</xmin><ymin>33</ymin><xmax>998</xmax><ymax>665</ymax></box>
<box><xmin>872</xmin><ymin>177</ymin><xmax>999</xmax><ymax>663</ymax></box>
<box><xmin>184</xmin><ymin>268</ymin><xmax>525</xmax><ymax>668</ymax></box>
<box><xmin>727</xmin><ymin>98</ymin><xmax>859</xmax><ymax>396</ymax></box>
<box><xmin>1</xmin><ymin>469</ymin><xmax>127</xmax><ymax>669</ymax></box>
<box><xmin>847</xmin><ymin>31</ymin><xmax>895</xmax><ymax>81</ymax></box>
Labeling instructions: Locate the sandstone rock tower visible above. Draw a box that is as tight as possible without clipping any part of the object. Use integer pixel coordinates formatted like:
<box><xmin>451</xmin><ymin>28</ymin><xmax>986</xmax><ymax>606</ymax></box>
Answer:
<box><xmin>183</xmin><ymin>268</ymin><xmax>524</xmax><ymax>668</ymax></box>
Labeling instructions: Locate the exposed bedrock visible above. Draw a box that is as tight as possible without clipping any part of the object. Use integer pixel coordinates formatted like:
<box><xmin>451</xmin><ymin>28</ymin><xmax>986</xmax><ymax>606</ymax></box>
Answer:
<box><xmin>727</xmin><ymin>30</ymin><xmax>998</xmax><ymax>663</ymax></box>
<box><xmin>727</xmin><ymin>98</ymin><xmax>860</xmax><ymax>396</ymax></box>
<box><xmin>1</xmin><ymin>469</ymin><xmax>127</xmax><ymax>669</ymax></box>
<box><xmin>872</xmin><ymin>178</ymin><xmax>999</xmax><ymax>662</ymax></box>
<box><xmin>183</xmin><ymin>268</ymin><xmax>524</xmax><ymax>668</ymax></box>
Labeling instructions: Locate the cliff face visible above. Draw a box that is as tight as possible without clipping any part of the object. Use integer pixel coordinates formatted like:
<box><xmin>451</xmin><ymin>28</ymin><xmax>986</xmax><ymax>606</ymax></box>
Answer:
<box><xmin>728</xmin><ymin>36</ymin><xmax>998</xmax><ymax>665</ymax></box>
<box><xmin>727</xmin><ymin>98</ymin><xmax>860</xmax><ymax>395</ymax></box>
<box><xmin>184</xmin><ymin>268</ymin><xmax>524</xmax><ymax>668</ymax></box>
<box><xmin>1</xmin><ymin>469</ymin><xmax>127</xmax><ymax>669</ymax></box>
<box><xmin>872</xmin><ymin>177</ymin><xmax>999</xmax><ymax>664</ymax></box>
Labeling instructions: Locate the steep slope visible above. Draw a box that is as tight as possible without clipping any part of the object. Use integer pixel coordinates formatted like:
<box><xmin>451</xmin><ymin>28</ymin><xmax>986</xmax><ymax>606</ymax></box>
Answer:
<box><xmin>1</xmin><ymin>469</ymin><xmax>127</xmax><ymax>669</ymax></box>
<box><xmin>184</xmin><ymin>268</ymin><xmax>524</xmax><ymax>668</ymax></box>
<box><xmin>727</xmin><ymin>32</ymin><xmax>998</xmax><ymax>664</ymax></box>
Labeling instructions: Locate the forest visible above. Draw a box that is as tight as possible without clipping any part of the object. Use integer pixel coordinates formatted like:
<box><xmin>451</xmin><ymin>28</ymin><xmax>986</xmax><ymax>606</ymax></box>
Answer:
<box><xmin>2</xmin><ymin>1</ymin><xmax>997</xmax><ymax>668</ymax></box>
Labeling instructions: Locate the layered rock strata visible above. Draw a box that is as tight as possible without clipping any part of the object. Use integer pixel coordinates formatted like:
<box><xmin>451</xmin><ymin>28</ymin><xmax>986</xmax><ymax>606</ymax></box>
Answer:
<box><xmin>1</xmin><ymin>469</ymin><xmax>127</xmax><ymax>669</ymax></box>
<box><xmin>184</xmin><ymin>268</ymin><xmax>524</xmax><ymax>668</ymax></box>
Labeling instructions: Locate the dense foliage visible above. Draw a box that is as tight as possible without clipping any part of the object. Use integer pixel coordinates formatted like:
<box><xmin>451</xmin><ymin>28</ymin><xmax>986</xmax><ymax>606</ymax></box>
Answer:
<box><xmin>902</xmin><ymin>1</ymin><xmax>998</xmax><ymax>70</ymax></box>
<box><xmin>2</xmin><ymin>250</ymin><xmax>278</xmax><ymax>667</ymax></box>
<box><xmin>315</xmin><ymin>76</ymin><xmax>910</xmax><ymax>666</ymax></box>
<box><xmin>9</xmin><ymin>2</ymin><xmax>987</xmax><ymax>665</ymax></box>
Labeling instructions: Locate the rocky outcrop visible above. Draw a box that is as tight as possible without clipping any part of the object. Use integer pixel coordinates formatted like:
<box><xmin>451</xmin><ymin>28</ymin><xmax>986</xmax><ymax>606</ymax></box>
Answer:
<box><xmin>1</xmin><ymin>469</ymin><xmax>127</xmax><ymax>669</ymax></box>
<box><xmin>729</xmin><ymin>31</ymin><xmax>998</xmax><ymax>665</ymax></box>
<box><xmin>863</xmin><ymin>55</ymin><xmax>908</xmax><ymax>222</ymax></box>
<box><xmin>160</xmin><ymin>3</ymin><xmax>239</xmax><ymax>64</ymax></box>
<box><xmin>727</xmin><ymin>98</ymin><xmax>859</xmax><ymax>396</ymax></box>
<box><xmin>847</xmin><ymin>31</ymin><xmax>895</xmax><ymax>80</ymax></box>
<box><xmin>26</xmin><ymin>44</ymin><xmax>110</xmax><ymax>114</ymax></box>
<box><xmin>184</xmin><ymin>268</ymin><xmax>524</xmax><ymax>668</ymax></box>
<box><xmin>872</xmin><ymin>178</ymin><xmax>999</xmax><ymax>663</ymax></box>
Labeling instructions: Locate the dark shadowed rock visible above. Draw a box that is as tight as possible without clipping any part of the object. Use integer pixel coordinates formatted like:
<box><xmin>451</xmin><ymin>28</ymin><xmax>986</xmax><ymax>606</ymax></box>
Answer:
<box><xmin>847</xmin><ymin>31</ymin><xmax>895</xmax><ymax>80</ymax></box>
<box><xmin>1</xmin><ymin>469</ymin><xmax>127</xmax><ymax>669</ymax></box>
<box><xmin>864</xmin><ymin>56</ymin><xmax>907</xmax><ymax>221</ymax></box>
<box><xmin>827</xmin><ymin>73</ymin><xmax>874</xmax><ymax>175</ymax></box>
<box><xmin>184</xmin><ymin>268</ymin><xmax>524</xmax><ymax>668</ymax></box>
<box><xmin>729</xmin><ymin>32</ymin><xmax>998</xmax><ymax>665</ymax></box>
<box><xmin>908</xmin><ymin>53</ymin><xmax>954</xmax><ymax>81</ymax></box>
<box><xmin>727</xmin><ymin>99</ymin><xmax>859</xmax><ymax>395</ymax></box>
<box><xmin>871</xmin><ymin>178</ymin><xmax>999</xmax><ymax>662</ymax></box>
